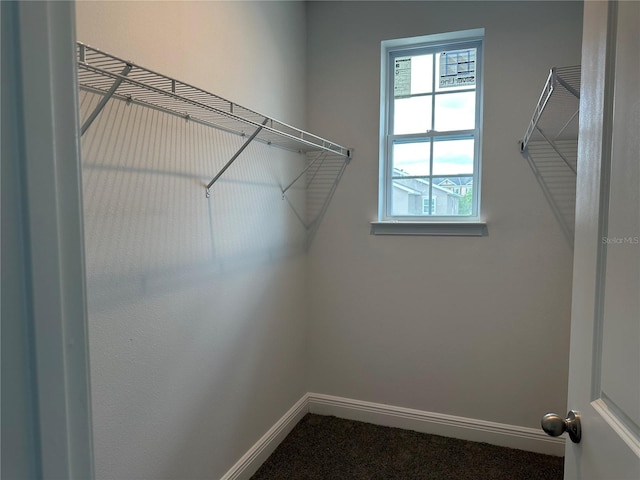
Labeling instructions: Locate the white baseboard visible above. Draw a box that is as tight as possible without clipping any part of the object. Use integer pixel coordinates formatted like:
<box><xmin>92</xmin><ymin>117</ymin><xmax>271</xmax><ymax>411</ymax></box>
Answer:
<box><xmin>308</xmin><ymin>393</ymin><xmax>565</xmax><ymax>457</ymax></box>
<box><xmin>220</xmin><ymin>394</ymin><xmax>309</xmax><ymax>480</ymax></box>
<box><xmin>220</xmin><ymin>392</ymin><xmax>565</xmax><ymax>479</ymax></box>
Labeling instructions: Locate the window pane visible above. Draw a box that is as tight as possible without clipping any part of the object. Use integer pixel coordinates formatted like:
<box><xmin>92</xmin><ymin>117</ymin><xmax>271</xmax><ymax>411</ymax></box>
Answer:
<box><xmin>435</xmin><ymin>48</ymin><xmax>477</xmax><ymax>92</ymax></box>
<box><xmin>394</xmin><ymin>96</ymin><xmax>432</xmax><ymax>134</ymax></box>
<box><xmin>409</xmin><ymin>54</ymin><xmax>433</xmax><ymax>95</ymax></box>
<box><xmin>432</xmin><ymin>138</ymin><xmax>474</xmax><ymax>175</ymax></box>
<box><xmin>432</xmin><ymin>176</ymin><xmax>474</xmax><ymax>216</ymax></box>
<box><xmin>434</xmin><ymin>92</ymin><xmax>476</xmax><ymax>131</ymax></box>
<box><xmin>394</xmin><ymin>54</ymin><xmax>433</xmax><ymax>97</ymax></box>
<box><xmin>390</xmin><ymin>176</ymin><xmax>430</xmax><ymax>216</ymax></box>
<box><xmin>392</xmin><ymin>141</ymin><xmax>431</xmax><ymax>176</ymax></box>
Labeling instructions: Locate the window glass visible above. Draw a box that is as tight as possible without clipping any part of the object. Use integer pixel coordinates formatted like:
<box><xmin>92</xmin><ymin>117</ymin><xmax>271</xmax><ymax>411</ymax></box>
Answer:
<box><xmin>432</xmin><ymin>176</ymin><xmax>474</xmax><ymax>215</ymax></box>
<box><xmin>408</xmin><ymin>54</ymin><xmax>433</xmax><ymax>94</ymax></box>
<box><xmin>392</xmin><ymin>141</ymin><xmax>431</xmax><ymax>177</ymax></box>
<box><xmin>432</xmin><ymin>138</ymin><xmax>474</xmax><ymax>175</ymax></box>
<box><xmin>394</xmin><ymin>96</ymin><xmax>432</xmax><ymax>135</ymax></box>
<box><xmin>434</xmin><ymin>92</ymin><xmax>476</xmax><ymax>132</ymax></box>
<box><xmin>435</xmin><ymin>48</ymin><xmax>477</xmax><ymax>92</ymax></box>
<box><xmin>394</xmin><ymin>54</ymin><xmax>433</xmax><ymax>96</ymax></box>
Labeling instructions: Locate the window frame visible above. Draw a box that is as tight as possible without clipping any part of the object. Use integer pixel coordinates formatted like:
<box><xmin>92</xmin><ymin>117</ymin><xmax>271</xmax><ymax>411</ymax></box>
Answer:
<box><xmin>377</xmin><ymin>29</ymin><xmax>485</xmax><ymax>234</ymax></box>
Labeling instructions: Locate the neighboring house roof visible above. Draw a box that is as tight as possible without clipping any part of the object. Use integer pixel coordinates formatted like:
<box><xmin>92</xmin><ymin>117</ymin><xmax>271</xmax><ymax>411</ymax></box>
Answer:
<box><xmin>435</xmin><ymin>177</ymin><xmax>473</xmax><ymax>187</ymax></box>
<box><xmin>392</xmin><ymin>169</ymin><xmax>462</xmax><ymax>197</ymax></box>
<box><xmin>438</xmin><ymin>179</ymin><xmax>456</xmax><ymax>187</ymax></box>
<box><xmin>393</xmin><ymin>183</ymin><xmax>423</xmax><ymax>195</ymax></box>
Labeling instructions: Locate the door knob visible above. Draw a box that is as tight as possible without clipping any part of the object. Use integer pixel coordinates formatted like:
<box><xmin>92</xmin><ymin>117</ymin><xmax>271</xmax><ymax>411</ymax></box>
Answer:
<box><xmin>541</xmin><ymin>410</ymin><xmax>581</xmax><ymax>443</ymax></box>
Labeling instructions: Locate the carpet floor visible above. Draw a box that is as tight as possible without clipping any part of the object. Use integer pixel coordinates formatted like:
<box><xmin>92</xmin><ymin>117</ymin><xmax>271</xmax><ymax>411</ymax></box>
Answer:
<box><xmin>251</xmin><ymin>414</ymin><xmax>564</xmax><ymax>480</ymax></box>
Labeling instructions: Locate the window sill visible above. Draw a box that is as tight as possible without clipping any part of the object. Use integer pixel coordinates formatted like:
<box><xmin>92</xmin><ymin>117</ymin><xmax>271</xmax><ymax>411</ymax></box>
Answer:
<box><xmin>370</xmin><ymin>221</ymin><xmax>488</xmax><ymax>236</ymax></box>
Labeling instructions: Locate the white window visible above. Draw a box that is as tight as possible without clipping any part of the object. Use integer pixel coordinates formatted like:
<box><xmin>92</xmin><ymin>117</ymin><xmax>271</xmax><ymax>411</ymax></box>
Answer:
<box><xmin>378</xmin><ymin>29</ymin><xmax>483</xmax><ymax>225</ymax></box>
<box><xmin>422</xmin><ymin>197</ymin><xmax>436</xmax><ymax>214</ymax></box>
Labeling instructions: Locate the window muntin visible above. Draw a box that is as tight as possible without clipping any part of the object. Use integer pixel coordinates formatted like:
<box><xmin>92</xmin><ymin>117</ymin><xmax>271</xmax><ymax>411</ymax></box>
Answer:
<box><xmin>381</xmin><ymin>34</ymin><xmax>482</xmax><ymax>221</ymax></box>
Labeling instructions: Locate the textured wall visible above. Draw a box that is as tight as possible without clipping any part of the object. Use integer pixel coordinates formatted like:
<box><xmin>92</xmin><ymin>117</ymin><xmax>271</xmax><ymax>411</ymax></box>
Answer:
<box><xmin>76</xmin><ymin>2</ymin><xmax>309</xmax><ymax>478</ymax></box>
<box><xmin>306</xmin><ymin>1</ymin><xmax>582</xmax><ymax>429</ymax></box>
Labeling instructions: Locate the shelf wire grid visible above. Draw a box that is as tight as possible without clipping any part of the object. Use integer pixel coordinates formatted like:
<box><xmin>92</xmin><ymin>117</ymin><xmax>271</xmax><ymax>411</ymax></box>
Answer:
<box><xmin>77</xmin><ymin>42</ymin><xmax>351</xmax><ymax>159</ymax></box>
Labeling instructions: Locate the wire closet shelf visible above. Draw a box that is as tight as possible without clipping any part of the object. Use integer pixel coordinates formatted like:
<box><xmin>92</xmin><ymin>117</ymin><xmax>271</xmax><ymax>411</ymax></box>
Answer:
<box><xmin>519</xmin><ymin>65</ymin><xmax>581</xmax><ymax>247</ymax></box>
<box><xmin>519</xmin><ymin>65</ymin><xmax>581</xmax><ymax>174</ymax></box>
<box><xmin>76</xmin><ymin>42</ymin><xmax>352</xmax><ymax>196</ymax></box>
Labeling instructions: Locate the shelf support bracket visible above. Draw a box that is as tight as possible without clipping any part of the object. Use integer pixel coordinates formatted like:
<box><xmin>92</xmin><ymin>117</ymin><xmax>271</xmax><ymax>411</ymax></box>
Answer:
<box><xmin>535</xmin><ymin>126</ymin><xmax>577</xmax><ymax>174</ymax></box>
<box><xmin>206</xmin><ymin>117</ymin><xmax>269</xmax><ymax>197</ymax></box>
<box><xmin>281</xmin><ymin>151</ymin><xmax>326</xmax><ymax>197</ymax></box>
<box><xmin>81</xmin><ymin>63</ymin><xmax>132</xmax><ymax>136</ymax></box>
<box><xmin>305</xmin><ymin>155</ymin><xmax>350</xmax><ymax>249</ymax></box>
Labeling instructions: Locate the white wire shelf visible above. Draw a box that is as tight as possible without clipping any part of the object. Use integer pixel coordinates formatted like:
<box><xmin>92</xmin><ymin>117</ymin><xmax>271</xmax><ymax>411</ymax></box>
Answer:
<box><xmin>519</xmin><ymin>66</ymin><xmax>580</xmax><ymax>246</ymax></box>
<box><xmin>76</xmin><ymin>42</ymin><xmax>352</xmax><ymax>195</ymax></box>
<box><xmin>519</xmin><ymin>65</ymin><xmax>581</xmax><ymax>175</ymax></box>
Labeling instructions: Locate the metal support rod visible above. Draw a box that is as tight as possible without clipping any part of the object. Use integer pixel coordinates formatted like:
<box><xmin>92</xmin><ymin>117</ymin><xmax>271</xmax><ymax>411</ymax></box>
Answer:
<box><xmin>536</xmin><ymin>126</ymin><xmax>577</xmax><ymax>174</ymax></box>
<box><xmin>554</xmin><ymin>108</ymin><xmax>580</xmax><ymax>140</ymax></box>
<box><xmin>282</xmin><ymin>194</ymin><xmax>309</xmax><ymax>229</ymax></box>
<box><xmin>520</xmin><ymin>69</ymin><xmax>556</xmax><ymax>152</ymax></box>
<box><xmin>306</xmin><ymin>153</ymin><xmax>328</xmax><ymax>188</ymax></box>
<box><xmin>81</xmin><ymin>64</ymin><xmax>132</xmax><ymax>135</ymax></box>
<box><xmin>206</xmin><ymin>117</ymin><xmax>269</xmax><ymax>192</ymax></box>
<box><xmin>281</xmin><ymin>151</ymin><xmax>326</xmax><ymax>195</ymax></box>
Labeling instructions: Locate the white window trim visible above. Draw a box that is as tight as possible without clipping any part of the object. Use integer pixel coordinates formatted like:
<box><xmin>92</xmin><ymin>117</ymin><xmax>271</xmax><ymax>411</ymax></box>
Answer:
<box><xmin>370</xmin><ymin>221</ymin><xmax>487</xmax><ymax>236</ymax></box>
<box><xmin>375</xmin><ymin>28</ymin><xmax>487</xmax><ymax>237</ymax></box>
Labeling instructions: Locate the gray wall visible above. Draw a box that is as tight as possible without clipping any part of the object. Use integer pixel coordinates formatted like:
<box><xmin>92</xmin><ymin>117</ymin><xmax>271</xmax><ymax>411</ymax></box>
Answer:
<box><xmin>76</xmin><ymin>2</ymin><xmax>309</xmax><ymax>478</ymax></box>
<box><xmin>74</xmin><ymin>1</ymin><xmax>582</xmax><ymax>477</ymax></box>
<box><xmin>306</xmin><ymin>1</ymin><xmax>582</xmax><ymax>429</ymax></box>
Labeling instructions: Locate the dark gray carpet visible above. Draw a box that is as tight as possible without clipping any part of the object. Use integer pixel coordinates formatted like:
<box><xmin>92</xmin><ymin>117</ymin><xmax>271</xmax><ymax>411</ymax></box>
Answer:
<box><xmin>251</xmin><ymin>414</ymin><xmax>563</xmax><ymax>480</ymax></box>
